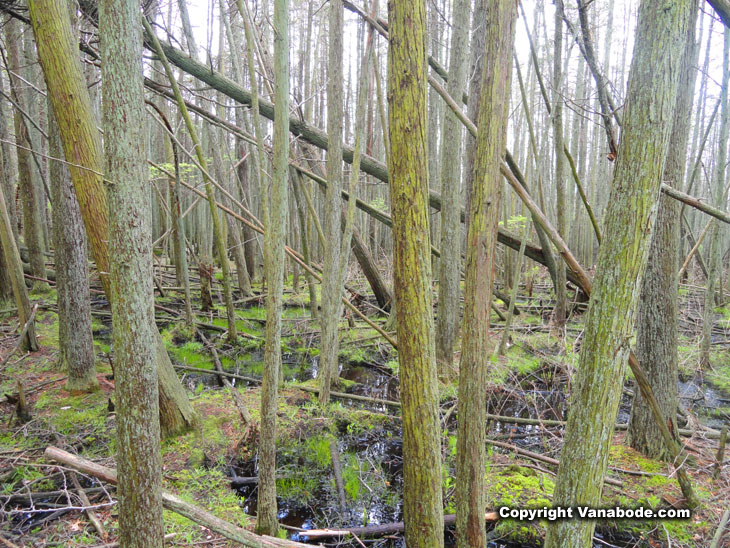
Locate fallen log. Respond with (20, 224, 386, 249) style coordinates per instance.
(43, 447, 320, 548)
(301, 512, 499, 539)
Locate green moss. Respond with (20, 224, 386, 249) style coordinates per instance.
(306, 435, 332, 468)
(609, 445, 663, 473)
(342, 454, 362, 500)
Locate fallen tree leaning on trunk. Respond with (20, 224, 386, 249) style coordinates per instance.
(43, 447, 321, 548)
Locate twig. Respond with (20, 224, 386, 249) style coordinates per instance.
(72, 473, 107, 541)
(1, 304, 39, 367)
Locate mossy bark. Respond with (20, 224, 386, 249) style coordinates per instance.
(100, 0, 163, 543)
(387, 0, 443, 546)
(256, 0, 289, 535)
(544, 0, 693, 545)
(28, 0, 198, 436)
(455, 1, 517, 547)
(627, 1, 699, 460)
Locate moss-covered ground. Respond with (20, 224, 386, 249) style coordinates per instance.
(1, 277, 728, 547)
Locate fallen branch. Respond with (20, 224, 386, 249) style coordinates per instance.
(301, 512, 499, 539)
(173, 364, 401, 408)
(486, 439, 623, 487)
(43, 447, 321, 548)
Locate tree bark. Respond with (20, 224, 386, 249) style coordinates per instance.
(544, 0, 693, 544)
(388, 0, 444, 546)
(319, 0, 345, 404)
(552, 1, 567, 331)
(0, 171, 37, 351)
(100, 0, 164, 543)
(456, 2, 517, 547)
(627, 0, 699, 460)
(49, 106, 97, 392)
(435, 0, 470, 369)
(256, 0, 289, 534)
(6, 19, 47, 287)
(700, 27, 730, 367)
(28, 0, 198, 436)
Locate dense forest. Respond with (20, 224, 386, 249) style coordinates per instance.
(0, 0, 729, 546)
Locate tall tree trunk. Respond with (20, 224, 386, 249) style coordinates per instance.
(435, 0, 470, 370)
(256, 0, 289, 534)
(100, 0, 163, 543)
(700, 28, 730, 367)
(388, 0, 444, 546)
(552, 1, 567, 331)
(28, 0, 199, 436)
(6, 19, 47, 287)
(627, 0, 699, 460)
(544, 0, 693, 545)
(319, 0, 345, 404)
(49, 106, 97, 392)
(455, 1, 517, 546)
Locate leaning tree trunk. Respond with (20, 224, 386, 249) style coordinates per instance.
(0, 172, 37, 351)
(28, 0, 199, 437)
(101, 0, 164, 543)
(455, 1, 517, 547)
(544, 0, 693, 545)
(256, 0, 289, 535)
(627, 0, 699, 460)
(388, 0, 444, 546)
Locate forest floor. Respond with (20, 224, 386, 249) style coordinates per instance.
(0, 273, 728, 548)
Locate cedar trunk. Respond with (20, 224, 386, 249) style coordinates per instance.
(387, 0, 444, 546)
(544, 0, 693, 545)
(100, 0, 164, 543)
(455, 1, 517, 546)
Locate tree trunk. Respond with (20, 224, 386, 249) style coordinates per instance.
(6, 19, 47, 288)
(257, 0, 289, 534)
(319, 0, 345, 404)
(544, 0, 693, 545)
(100, 0, 164, 543)
(28, 0, 199, 436)
(456, 1, 517, 547)
(0, 168, 37, 352)
(435, 0, 470, 370)
(49, 106, 97, 392)
(700, 28, 730, 367)
(627, 0, 699, 460)
(388, 0, 444, 546)
(552, 2, 567, 331)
